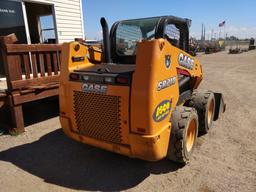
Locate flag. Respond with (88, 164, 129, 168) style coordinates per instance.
(219, 21, 225, 27)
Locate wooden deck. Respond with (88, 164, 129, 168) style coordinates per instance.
(0, 34, 61, 134)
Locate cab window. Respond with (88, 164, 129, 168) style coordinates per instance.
(165, 24, 180, 48)
(115, 17, 159, 56)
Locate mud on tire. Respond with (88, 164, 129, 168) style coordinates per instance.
(167, 106, 198, 164)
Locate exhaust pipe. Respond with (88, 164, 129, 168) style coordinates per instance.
(179, 76, 190, 93)
(100, 17, 112, 63)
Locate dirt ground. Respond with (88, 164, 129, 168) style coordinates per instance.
(0, 50, 256, 192)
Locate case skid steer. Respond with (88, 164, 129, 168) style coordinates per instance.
(59, 16, 225, 164)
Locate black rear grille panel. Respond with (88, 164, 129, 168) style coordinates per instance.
(73, 91, 122, 144)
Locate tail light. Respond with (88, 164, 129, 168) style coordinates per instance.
(116, 75, 130, 84)
(69, 73, 131, 85)
(69, 73, 80, 81)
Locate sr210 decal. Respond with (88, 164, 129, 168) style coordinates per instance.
(157, 76, 176, 91)
(153, 100, 172, 122)
(178, 53, 194, 70)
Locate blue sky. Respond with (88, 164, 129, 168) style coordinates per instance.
(82, 0, 256, 40)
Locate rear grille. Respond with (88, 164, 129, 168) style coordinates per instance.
(73, 91, 122, 143)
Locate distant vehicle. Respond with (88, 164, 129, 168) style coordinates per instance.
(249, 38, 255, 50)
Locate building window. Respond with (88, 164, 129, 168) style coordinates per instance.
(39, 15, 56, 43)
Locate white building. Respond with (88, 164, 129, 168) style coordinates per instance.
(0, 0, 85, 44)
(0, 0, 85, 77)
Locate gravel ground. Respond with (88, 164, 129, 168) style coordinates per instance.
(0, 50, 256, 192)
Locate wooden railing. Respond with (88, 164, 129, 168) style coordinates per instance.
(1, 35, 61, 91)
(0, 91, 6, 108)
(0, 34, 62, 134)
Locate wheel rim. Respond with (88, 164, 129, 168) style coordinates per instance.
(208, 99, 214, 126)
(186, 119, 197, 152)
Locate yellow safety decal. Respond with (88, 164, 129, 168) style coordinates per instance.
(153, 100, 171, 122)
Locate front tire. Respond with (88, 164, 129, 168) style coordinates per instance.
(167, 106, 198, 164)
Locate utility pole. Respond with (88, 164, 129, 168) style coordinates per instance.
(204, 25, 206, 41)
(201, 24, 204, 41)
(201, 23, 206, 41)
(211, 29, 214, 40)
(201, 24, 203, 40)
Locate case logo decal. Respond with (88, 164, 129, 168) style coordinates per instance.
(153, 100, 172, 122)
(82, 83, 107, 94)
(178, 53, 194, 70)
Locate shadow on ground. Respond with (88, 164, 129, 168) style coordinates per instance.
(22, 96, 59, 126)
(0, 96, 59, 132)
(0, 129, 182, 191)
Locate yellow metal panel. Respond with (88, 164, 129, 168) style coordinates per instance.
(59, 39, 203, 161)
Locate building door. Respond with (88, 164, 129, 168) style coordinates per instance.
(24, 2, 57, 44)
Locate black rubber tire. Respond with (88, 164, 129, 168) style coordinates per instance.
(167, 106, 198, 164)
(188, 90, 215, 134)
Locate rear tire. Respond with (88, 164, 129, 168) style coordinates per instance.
(167, 106, 198, 164)
(188, 90, 215, 134)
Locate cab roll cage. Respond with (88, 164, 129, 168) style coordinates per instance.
(100, 16, 191, 64)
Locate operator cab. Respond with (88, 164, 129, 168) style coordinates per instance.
(108, 16, 191, 64)
(70, 16, 192, 86)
